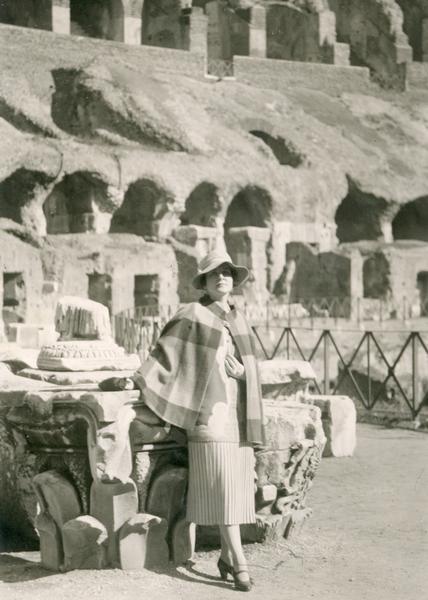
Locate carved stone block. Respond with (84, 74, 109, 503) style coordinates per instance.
(304, 395, 357, 457)
(62, 515, 108, 571)
(35, 512, 63, 571)
(119, 513, 169, 570)
(146, 466, 188, 526)
(33, 470, 82, 528)
(170, 514, 196, 566)
(90, 479, 138, 567)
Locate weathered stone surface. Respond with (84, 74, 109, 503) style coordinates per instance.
(37, 339, 140, 372)
(33, 470, 82, 528)
(18, 368, 137, 386)
(119, 513, 169, 570)
(62, 515, 108, 571)
(171, 514, 196, 566)
(304, 394, 357, 457)
(146, 466, 188, 526)
(35, 512, 63, 571)
(259, 359, 316, 399)
(90, 478, 138, 567)
(33, 470, 82, 570)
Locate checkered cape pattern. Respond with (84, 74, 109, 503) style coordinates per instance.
(133, 299, 265, 445)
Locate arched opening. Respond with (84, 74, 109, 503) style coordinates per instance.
(363, 253, 391, 299)
(70, 0, 124, 41)
(392, 196, 428, 241)
(335, 183, 389, 243)
(224, 185, 272, 231)
(224, 186, 272, 298)
(110, 179, 173, 240)
(249, 131, 303, 167)
(0, 169, 52, 225)
(141, 0, 185, 48)
(0, 0, 52, 30)
(181, 183, 222, 227)
(395, 0, 427, 62)
(43, 172, 110, 234)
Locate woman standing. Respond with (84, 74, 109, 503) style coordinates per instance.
(129, 251, 265, 591)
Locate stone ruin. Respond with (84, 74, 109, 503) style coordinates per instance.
(0, 296, 360, 569)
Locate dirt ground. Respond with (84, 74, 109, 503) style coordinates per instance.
(1, 424, 427, 600)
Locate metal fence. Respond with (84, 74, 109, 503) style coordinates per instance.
(205, 59, 234, 79)
(253, 326, 428, 421)
(113, 305, 428, 421)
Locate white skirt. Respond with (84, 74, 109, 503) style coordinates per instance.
(186, 441, 256, 526)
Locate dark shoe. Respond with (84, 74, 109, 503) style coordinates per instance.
(233, 567, 252, 592)
(217, 557, 234, 581)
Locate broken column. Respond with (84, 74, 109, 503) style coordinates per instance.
(36, 296, 140, 373)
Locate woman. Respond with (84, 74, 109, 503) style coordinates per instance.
(113, 251, 265, 591)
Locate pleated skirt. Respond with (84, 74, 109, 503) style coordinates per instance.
(186, 441, 256, 525)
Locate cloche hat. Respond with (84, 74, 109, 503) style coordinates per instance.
(192, 250, 249, 290)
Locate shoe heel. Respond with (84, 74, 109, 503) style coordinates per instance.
(217, 558, 231, 581)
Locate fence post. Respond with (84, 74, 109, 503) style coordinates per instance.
(412, 333, 419, 420)
(323, 331, 330, 395)
(367, 332, 371, 408)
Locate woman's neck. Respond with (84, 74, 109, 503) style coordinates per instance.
(214, 295, 230, 312)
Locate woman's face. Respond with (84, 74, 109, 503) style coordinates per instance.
(204, 263, 234, 301)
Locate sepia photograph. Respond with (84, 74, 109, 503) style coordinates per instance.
(0, 1, 427, 599)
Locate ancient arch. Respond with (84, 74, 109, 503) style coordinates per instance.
(70, 0, 125, 41)
(249, 131, 303, 167)
(43, 172, 111, 234)
(141, 0, 185, 48)
(0, 0, 53, 30)
(392, 196, 428, 241)
(335, 183, 389, 243)
(0, 169, 53, 226)
(110, 179, 174, 240)
(224, 185, 272, 231)
(181, 183, 222, 227)
(395, 0, 428, 62)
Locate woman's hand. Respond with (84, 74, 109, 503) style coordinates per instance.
(225, 354, 245, 380)
(99, 377, 136, 391)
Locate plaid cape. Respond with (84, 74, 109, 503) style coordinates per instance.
(133, 297, 265, 445)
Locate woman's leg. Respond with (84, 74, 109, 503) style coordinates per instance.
(219, 527, 233, 565)
(218, 524, 249, 581)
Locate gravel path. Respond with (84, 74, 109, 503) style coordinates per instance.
(1, 424, 427, 600)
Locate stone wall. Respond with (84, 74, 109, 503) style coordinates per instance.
(266, 2, 347, 65)
(0, 23, 206, 80)
(234, 55, 370, 96)
(0, 232, 179, 339)
(328, 0, 412, 89)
